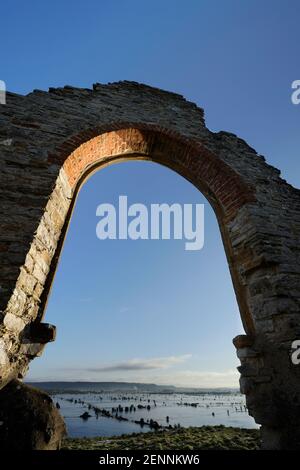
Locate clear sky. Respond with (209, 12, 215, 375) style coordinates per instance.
(1, 0, 299, 387)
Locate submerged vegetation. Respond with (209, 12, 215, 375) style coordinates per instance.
(63, 426, 260, 450)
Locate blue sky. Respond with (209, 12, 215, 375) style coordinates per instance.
(1, 0, 299, 386)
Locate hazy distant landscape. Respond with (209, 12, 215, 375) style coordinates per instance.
(27, 381, 238, 394)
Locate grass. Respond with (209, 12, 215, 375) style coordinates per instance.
(62, 425, 260, 450)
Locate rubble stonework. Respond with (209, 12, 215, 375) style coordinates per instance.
(0, 81, 300, 449)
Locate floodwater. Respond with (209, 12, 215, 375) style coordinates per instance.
(52, 391, 259, 437)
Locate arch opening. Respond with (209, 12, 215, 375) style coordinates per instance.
(28, 156, 258, 435)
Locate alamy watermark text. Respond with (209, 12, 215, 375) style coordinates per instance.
(96, 196, 204, 251)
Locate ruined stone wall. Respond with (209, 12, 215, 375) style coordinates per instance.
(0, 81, 300, 448)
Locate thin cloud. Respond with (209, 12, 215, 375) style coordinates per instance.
(64, 354, 192, 373)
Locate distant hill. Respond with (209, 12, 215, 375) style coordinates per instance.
(26, 381, 177, 393)
(26, 381, 238, 394)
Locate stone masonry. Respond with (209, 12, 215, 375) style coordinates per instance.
(0, 81, 300, 449)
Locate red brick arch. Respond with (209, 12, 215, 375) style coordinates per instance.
(61, 126, 256, 220)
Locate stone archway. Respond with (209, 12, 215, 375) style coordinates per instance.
(0, 81, 300, 449)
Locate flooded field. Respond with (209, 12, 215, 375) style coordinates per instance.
(52, 391, 259, 437)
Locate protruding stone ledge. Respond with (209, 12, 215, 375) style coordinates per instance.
(233, 335, 262, 360)
(25, 322, 56, 344)
(233, 334, 254, 349)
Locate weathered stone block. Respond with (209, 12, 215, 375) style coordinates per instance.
(0, 380, 66, 450)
